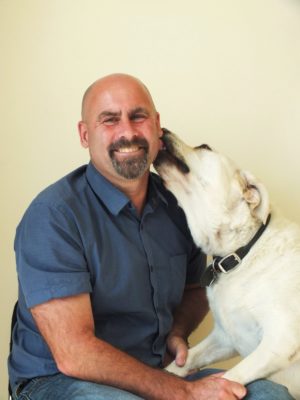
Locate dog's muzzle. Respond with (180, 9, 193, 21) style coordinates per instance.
(154, 128, 190, 174)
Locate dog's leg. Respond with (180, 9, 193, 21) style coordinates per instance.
(166, 327, 237, 377)
(223, 335, 300, 385)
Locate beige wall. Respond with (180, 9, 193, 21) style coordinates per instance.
(1, 0, 300, 397)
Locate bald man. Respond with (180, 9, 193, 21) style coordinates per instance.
(8, 74, 294, 400)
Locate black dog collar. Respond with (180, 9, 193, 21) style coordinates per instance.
(200, 214, 271, 287)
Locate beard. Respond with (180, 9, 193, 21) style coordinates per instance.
(108, 137, 149, 179)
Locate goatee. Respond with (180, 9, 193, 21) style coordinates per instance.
(108, 137, 149, 179)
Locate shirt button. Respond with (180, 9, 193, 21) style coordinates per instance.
(150, 265, 154, 272)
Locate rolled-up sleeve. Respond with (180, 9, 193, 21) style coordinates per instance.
(15, 202, 91, 308)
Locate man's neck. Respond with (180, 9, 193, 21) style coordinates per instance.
(113, 172, 150, 216)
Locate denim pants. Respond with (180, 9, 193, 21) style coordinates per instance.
(13, 369, 294, 400)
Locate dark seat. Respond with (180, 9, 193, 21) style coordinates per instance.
(9, 301, 18, 399)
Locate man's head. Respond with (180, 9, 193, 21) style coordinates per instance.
(78, 73, 162, 184)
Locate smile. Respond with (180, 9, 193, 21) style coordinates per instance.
(115, 146, 143, 154)
(108, 137, 149, 160)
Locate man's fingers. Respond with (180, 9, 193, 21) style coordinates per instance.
(173, 338, 188, 366)
(166, 335, 189, 367)
(232, 382, 247, 399)
(211, 371, 225, 377)
(190, 375, 247, 400)
(219, 377, 247, 399)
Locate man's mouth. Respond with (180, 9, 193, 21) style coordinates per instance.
(115, 145, 143, 154)
(109, 137, 149, 158)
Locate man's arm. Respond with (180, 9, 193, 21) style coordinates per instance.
(31, 292, 246, 400)
(165, 284, 209, 367)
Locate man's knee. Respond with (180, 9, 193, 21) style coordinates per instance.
(246, 379, 294, 400)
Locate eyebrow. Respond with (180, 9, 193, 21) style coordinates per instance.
(97, 110, 122, 121)
(97, 107, 150, 121)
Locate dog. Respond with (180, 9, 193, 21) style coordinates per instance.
(153, 128, 300, 399)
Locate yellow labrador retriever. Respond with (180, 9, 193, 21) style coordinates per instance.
(154, 128, 300, 399)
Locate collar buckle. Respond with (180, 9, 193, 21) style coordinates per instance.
(214, 253, 242, 274)
(200, 214, 271, 287)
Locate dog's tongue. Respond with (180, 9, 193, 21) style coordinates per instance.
(158, 137, 165, 150)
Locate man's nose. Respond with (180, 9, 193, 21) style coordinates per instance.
(116, 118, 137, 139)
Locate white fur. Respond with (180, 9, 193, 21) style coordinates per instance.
(155, 132, 300, 399)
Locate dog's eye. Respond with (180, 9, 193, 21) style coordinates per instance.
(194, 144, 212, 151)
(247, 183, 257, 190)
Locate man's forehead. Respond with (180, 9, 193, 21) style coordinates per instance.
(82, 75, 156, 119)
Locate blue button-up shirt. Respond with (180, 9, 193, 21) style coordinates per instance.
(8, 162, 205, 387)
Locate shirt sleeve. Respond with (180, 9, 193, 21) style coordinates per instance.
(15, 202, 92, 308)
(185, 242, 207, 285)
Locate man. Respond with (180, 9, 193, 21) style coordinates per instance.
(8, 74, 294, 400)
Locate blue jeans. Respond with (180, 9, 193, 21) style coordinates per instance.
(13, 370, 294, 400)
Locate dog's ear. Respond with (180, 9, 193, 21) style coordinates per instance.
(240, 170, 270, 224)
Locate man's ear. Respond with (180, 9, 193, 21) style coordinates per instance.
(78, 121, 89, 148)
(240, 170, 270, 224)
(155, 112, 163, 137)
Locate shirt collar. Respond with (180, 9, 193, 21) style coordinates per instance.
(86, 162, 168, 216)
(86, 162, 130, 215)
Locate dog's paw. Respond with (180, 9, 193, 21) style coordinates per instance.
(165, 361, 189, 377)
(222, 370, 244, 384)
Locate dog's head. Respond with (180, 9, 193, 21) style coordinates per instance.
(154, 129, 270, 254)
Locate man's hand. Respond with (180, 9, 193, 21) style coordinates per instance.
(164, 285, 208, 368)
(164, 335, 247, 399)
(164, 334, 189, 367)
(186, 373, 247, 400)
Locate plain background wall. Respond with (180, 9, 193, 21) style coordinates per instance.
(1, 0, 300, 397)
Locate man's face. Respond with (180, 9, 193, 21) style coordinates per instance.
(78, 78, 162, 184)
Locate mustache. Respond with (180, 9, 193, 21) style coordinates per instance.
(108, 136, 149, 155)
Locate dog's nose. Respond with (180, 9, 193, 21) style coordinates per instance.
(159, 127, 172, 148)
(161, 127, 171, 136)
(194, 144, 212, 151)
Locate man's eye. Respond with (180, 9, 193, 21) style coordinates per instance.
(103, 117, 119, 125)
(132, 114, 147, 122)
